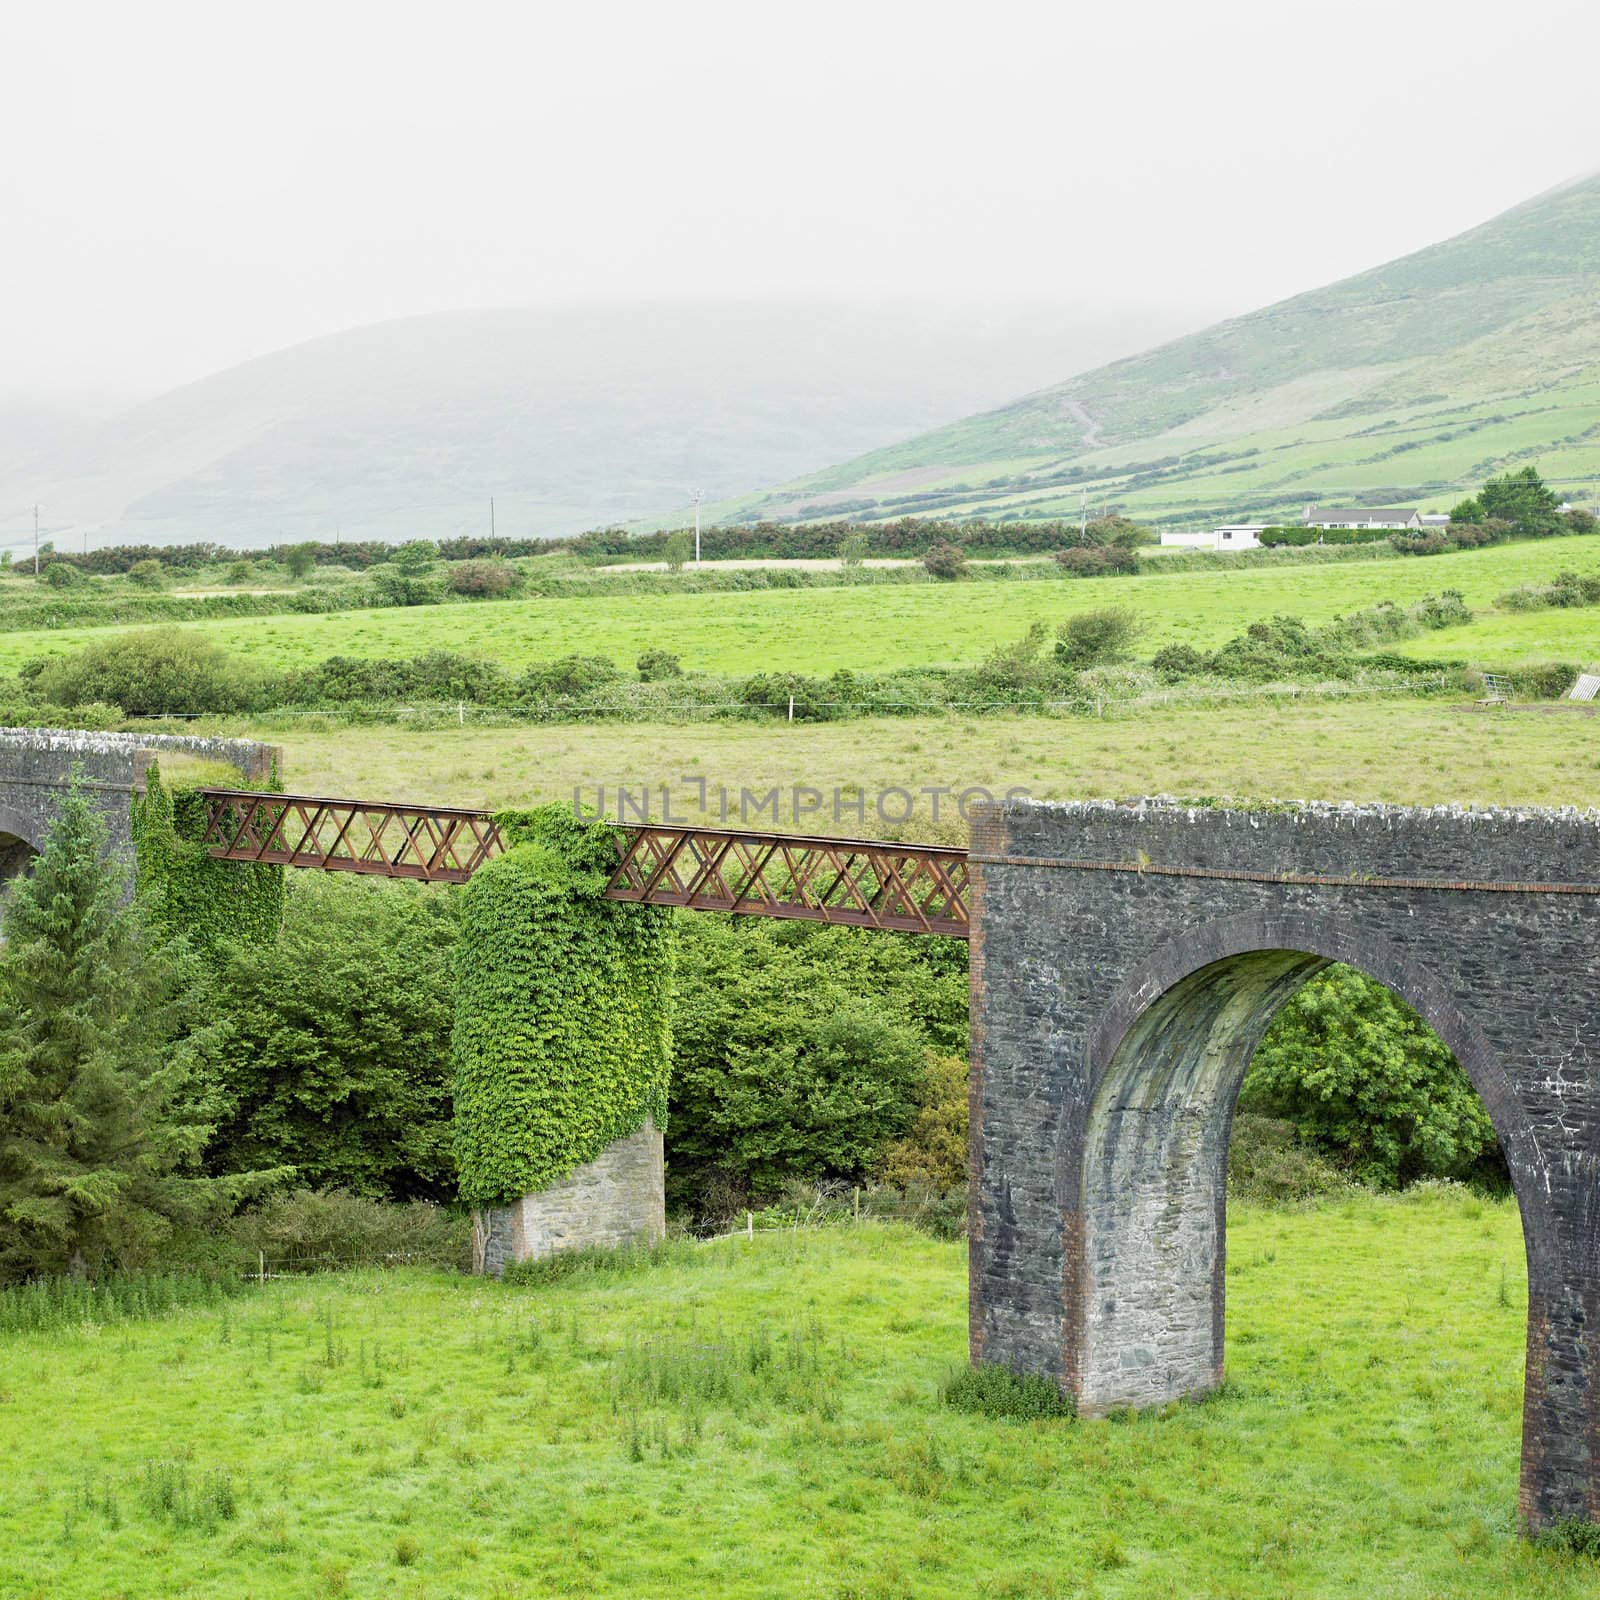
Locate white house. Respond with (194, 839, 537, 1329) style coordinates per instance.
(1302, 504, 1422, 531)
(1159, 524, 1265, 552)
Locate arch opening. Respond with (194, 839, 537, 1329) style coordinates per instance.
(0, 829, 38, 896)
(1073, 928, 1542, 1422)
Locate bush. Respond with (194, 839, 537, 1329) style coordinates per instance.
(25, 628, 281, 715)
(1083, 515, 1149, 549)
(738, 671, 836, 720)
(287, 650, 511, 706)
(199, 874, 460, 1201)
(1150, 643, 1208, 680)
(227, 1189, 470, 1271)
(446, 559, 520, 597)
(226, 560, 253, 584)
(42, 559, 83, 588)
(1242, 965, 1504, 1190)
(942, 1363, 1074, 1421)
(372, 568, 443, 607)
(1509, 661, 1579, 699)
(636, 648, 683, 682)
(1055, 607, 1141, 668)
(668, 918, 966, 1216)
(880, 1054, 968, 1189)
(1496, 571, 1600, 611)
(516, 654, 624, 703)
(1054, 545, 1139, 576)
(923, 541, 968, 580)
(127, 559, 165, 588)
(1227, 1114, 1350, 1204)
(1208, 615, 1337, 681)
(1536, 1519, 1600, 1558)
(284, 544, 318, 580)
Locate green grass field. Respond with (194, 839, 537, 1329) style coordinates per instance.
(7, 1191, 1591, 1600)
(3, 537, 1597, 678)
(238, 696, 1600, 825)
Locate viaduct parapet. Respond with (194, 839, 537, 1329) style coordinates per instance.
(0, 727, 278, 876)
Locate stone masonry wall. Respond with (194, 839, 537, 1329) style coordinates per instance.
(0, 727, 278, 862)
(968, 797, 1600, 1531)
(476, 1119, 666, 1275)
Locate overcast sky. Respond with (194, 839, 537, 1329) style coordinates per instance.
(5, 0, 1598, 406)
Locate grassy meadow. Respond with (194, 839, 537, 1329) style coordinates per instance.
(233, 696, 1600, 826)
(6, 1190, 1590, 1600)
(2, 535, 1597, 679)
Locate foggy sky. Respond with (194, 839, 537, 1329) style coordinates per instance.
(5, 0, 1598, 406)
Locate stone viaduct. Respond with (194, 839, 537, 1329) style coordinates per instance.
(5, 738, 1598, 1531)
(0, 727, 277, 887)
(967, 797, 1600, 1531)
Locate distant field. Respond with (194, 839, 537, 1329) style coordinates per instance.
(2, 536, 1596, 677)
(236, 697, 1600, 824)
(1401, 606, 1600, 666)
(6, 1192, 1586, 1600)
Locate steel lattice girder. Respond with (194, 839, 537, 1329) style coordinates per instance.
(199, 789, 508, 883)
(603, 825, 971, 937)
(198, 791, 971, 935)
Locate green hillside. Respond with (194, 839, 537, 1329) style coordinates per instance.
(730, 174, 1600, 528)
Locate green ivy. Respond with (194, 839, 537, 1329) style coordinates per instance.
(452, 805, 674, 1208)
(131, 760, 285, 956)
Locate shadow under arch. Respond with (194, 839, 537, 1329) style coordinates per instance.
(0, 802, 41, 897)
(1057, 906, 1550, 1486)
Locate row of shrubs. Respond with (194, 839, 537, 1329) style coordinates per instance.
(1496, 569, 1600, 612)
(28, 515, 1153, 579)
(10, 584, 1576, 725)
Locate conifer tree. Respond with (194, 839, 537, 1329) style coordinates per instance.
(0, 783, 275, 1281)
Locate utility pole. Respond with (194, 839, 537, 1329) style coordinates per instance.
(490, 497, 496, 538)
(33, 504, 39, 576)
(692, 489, 702, 566)
(1079, 488, 1087, 540)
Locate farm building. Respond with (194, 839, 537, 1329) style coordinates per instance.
(1158, 524, 1265, 551)
(1302, 504, 1422, 530)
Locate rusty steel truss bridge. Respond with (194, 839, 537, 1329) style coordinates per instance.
(198, 788, 972, 938)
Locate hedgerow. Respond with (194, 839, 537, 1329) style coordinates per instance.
(451, 806, 674, 1207)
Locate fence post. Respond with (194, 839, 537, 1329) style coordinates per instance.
(746, 1210, 753, 1241)
(258, 1251, 265, 1287)
(853, 1186, 860, 1222)
(787, 695, 795, 722)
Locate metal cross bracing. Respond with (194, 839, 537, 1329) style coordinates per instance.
(198, 790, 972, 936)
(198, 789, 508, 883)
(604, 825, 970, 938)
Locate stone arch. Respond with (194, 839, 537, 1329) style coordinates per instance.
(1059, 906, 1553, 1511)
(0, 802, 42, 896)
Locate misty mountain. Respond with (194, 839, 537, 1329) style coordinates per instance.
(731, 173, 1600, 527)
(0, 301, 1206, 551)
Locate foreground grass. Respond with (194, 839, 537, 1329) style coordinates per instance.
(1, 535, 1595, 677)
(5, 1189, 1590, 1598)
(232, 697, 1600, 826)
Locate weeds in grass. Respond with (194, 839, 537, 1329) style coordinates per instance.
(1537, 1519, 1600, 1558)
(940, 1363, 1074, 1422)
(500, 1236, 697, 1287)
(0, 1271, 245, 1335)
(611, 1321, 842, 1438)
(140, 1461, 238, 1530)
(394, 1534, 421, 1566)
